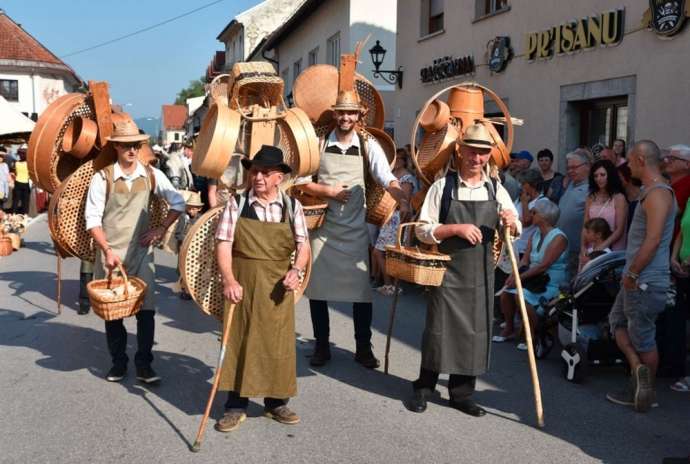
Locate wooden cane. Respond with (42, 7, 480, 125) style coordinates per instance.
(503, 226, 545, 428)
(190, 303, 236, 452)
(56, 253, 62, 315)
(384, 279, 401, 375)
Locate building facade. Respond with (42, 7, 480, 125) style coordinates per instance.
(256, 0, 398, 131)
(0, 9, 82, 120)
(394, 0, 690, 167)
(160, 104, 187, 146)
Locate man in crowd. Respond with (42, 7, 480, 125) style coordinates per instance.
(215, 145, 310, 432)
(296, 88, 410, 369)
(606, 140, 676, 412)
(405, 123, 519, 417)
(165, 142, 194, 190)
(557, 149, 591, 279)
(536, 148, 564, 203)
(85, 119, 185, 383)
(509, 150, 533, 176)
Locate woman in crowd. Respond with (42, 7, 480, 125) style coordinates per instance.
(579, 160, 627, 269)
(536, 149, 564, 203)
(514, 169, 545, 258)
(0, 149, 10, 211)
(495, 198, 568, 352)
(373, 147, 418, 296)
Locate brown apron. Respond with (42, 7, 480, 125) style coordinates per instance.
(218, 197, 297, 398)
(93, 163, 156, 311)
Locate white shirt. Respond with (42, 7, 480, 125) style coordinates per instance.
(85, 161, 186, 230)
(416, 171, 521, 245)
(294, 131, 397, 187)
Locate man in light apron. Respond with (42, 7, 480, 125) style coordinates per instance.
(405, 124, 519, 417)
(215, 146, 311, 432)
(85, 119, 185, 384)
(296, 89, 410, 369)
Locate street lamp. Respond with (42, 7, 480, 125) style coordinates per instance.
(368, 40, 403, 89)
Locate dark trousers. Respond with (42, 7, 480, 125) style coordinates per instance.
(79, 272, 92, 310)
(657, 277, 689, 378)
(105, 310, 155, 368)
(11, 182, 29, 214)
(412, 367, 476, 402)
(225, 391, 286, 411)
(309, 299, 372, 347)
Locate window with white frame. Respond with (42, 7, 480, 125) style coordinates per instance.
(0, 79, 19, 101)
(293, 58, 302, 83)
(420, 0, 444, 37)
(327, 32, 340, 67)
(308, 47, 319, 66)
(476, 0, 509, 19)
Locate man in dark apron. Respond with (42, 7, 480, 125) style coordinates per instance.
(215, 146, 311, 432)
(295, 89, 410, 369)
(404, 123, 519, 417)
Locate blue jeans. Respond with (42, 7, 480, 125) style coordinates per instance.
(609, 285, 667, 352)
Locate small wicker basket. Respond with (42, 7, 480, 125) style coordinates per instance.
(0, 235, 13, 256)
(87, 264, 147, 321)
(289, 188, 327, 230)
(385, 222, 451, 287)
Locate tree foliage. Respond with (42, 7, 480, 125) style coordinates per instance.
(175, 77, 206, 105)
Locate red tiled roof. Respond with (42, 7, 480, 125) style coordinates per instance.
(161, 105, 187, 130)
(0, 10, 65, 65)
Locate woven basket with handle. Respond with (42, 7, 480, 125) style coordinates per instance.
(288, 188, 327, 230)
(385, 222, 451, 287)
(87, 264, 147, 321)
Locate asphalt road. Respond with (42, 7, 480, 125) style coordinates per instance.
(0, 216, 687, 464)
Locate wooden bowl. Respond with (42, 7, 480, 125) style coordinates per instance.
(420, 99, 450, 132)
(192, 103, 241, 178)
(447, 86, 484, 131)
(280, 108, 320, 177)
(62, 116, 98, 159)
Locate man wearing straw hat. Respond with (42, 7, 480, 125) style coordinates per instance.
(405, 123, 519, 417)
(215, 145, 310, 432)
(296, 88, 410, 369)
(85, 118, 185, 384)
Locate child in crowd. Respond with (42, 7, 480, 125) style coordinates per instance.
(175, 191, 204, 300)
(580, 217, 612, 271)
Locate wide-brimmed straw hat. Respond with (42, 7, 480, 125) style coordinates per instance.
(241, 145, 292, 174)
(186, 191, 204, 207)
(332, 89, 364, 112)
(458, 123, 495, 151)
(106, 119, 149, 143)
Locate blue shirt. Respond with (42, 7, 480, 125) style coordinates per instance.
(557, 180, 588, 252)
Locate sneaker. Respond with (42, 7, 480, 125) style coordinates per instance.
(105, 365, 127, 382)
(136, 366, 161, 384)
(606, 384, 634, 406)
(264, 405, 300, 425)
(634, 364, 653, 413)
(215, 411, 247, 432)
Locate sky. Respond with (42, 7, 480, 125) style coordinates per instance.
(3, 0, 262, 118)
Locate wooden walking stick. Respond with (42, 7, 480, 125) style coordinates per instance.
(384, 279, 400, 375)
(190, 303, 236, 452)
(503, 226, 545, 428)
(56, 253, 62, 315)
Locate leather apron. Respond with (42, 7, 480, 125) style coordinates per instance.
(93, 164, 156, 311)
(305, 145, 372, 303)
(421, 179, 498, 376)
(218, 195, 297, 398)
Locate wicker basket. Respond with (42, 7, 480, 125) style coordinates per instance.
(0, 235, 13, 256)
(385, 222, 451, 287)
(289, 188, 327, 230)
(6, 233, 21, 250)
(361, 128, 397, 226)
(87, 264, 147, 321)
(229, 62, 284, 111)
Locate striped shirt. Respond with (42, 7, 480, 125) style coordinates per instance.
(215, 190, 308, 244)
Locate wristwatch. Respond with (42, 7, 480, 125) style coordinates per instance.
(291, 266, 306, 279)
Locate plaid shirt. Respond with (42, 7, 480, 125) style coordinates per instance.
(215, 190, 308, 244)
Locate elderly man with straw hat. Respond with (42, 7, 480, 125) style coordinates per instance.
(85, 118, 185, 384)
(295, 87, 410, 369)
(214, 145, 310, 432)
(405, 123, 520, 417)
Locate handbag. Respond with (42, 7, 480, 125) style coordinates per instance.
(521, 272, 550, 294)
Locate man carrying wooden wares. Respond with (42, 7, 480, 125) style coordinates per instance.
(295, 89, 410, 369)
(405, 123, 520, 417)
(214, 145, 311, 432)
(85, 119, 185, 384)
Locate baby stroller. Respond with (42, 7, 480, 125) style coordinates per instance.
(543, 252, 626, 382)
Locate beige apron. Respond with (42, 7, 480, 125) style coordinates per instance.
(93, 164, 156, 311)
(305, 150, 372, 303)
(218, 207, 297, 398)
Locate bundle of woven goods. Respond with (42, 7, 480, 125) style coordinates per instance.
(1, 213, 29, 234)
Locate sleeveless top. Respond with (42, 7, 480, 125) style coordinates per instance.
(588, 194, 626, 250)
(624, 183, 676, 287)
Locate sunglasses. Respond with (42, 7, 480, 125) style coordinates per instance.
(116, 142, 143, 150)
(249, 167, 281, 176)
(665, 156, 688, 163)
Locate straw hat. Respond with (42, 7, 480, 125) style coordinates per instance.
(106, 119, 149, 143)
(186, 191, 204, 207)
(458, 123, 495, 151)
(332, 89, 364, 112)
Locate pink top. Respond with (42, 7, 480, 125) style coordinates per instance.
(588, 197, 626, 250)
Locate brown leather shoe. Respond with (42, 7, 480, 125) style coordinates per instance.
(214, 411, 246, 432)
(264, 405, 300, 425)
